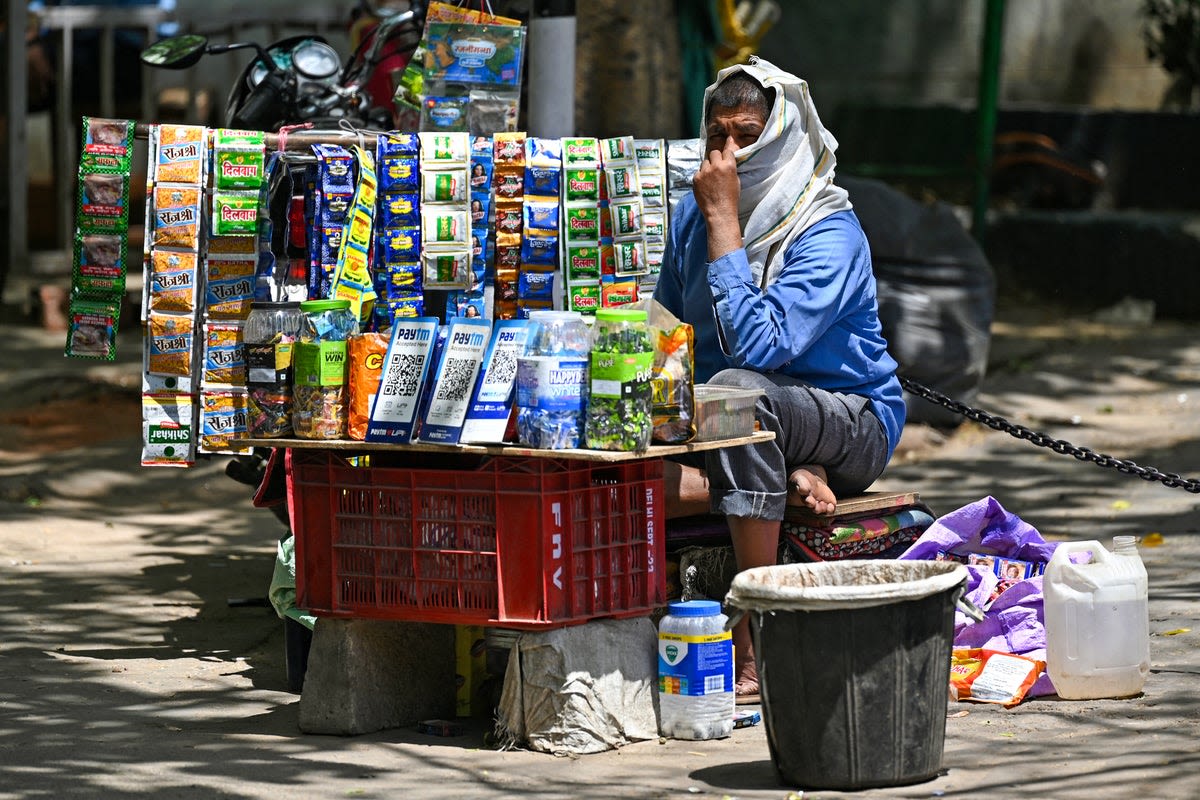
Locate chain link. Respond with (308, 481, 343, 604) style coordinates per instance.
(900, 376, 1200, 493)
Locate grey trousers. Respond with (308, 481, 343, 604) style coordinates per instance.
(701, 368, 891, 521)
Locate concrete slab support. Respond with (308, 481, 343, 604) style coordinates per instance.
(298, 618, 456, 735)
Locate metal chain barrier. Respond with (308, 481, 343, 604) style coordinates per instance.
(900, 376, 1200, 494)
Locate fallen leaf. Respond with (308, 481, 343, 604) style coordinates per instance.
(1143, 532, 1164, 547)
(1112, 500, 1132, 511)
(1160, 628, 1191, 636)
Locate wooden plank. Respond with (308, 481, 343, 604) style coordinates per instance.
(785, 490, 923, 522)
(228, 430, 775, 463)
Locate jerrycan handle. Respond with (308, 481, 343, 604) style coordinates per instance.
(1048, 540, 1111, 567)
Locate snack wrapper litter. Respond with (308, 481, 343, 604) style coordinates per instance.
(900, 496, 1058, 697)
(950, 648, 1045, 707)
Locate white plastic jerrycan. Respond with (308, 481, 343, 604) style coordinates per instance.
(1043, 535, 1149, 699)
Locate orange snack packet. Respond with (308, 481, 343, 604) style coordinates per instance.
(347, 333, 389, 440)
(950, 648, 1045, 707)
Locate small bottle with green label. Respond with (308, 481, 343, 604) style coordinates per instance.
(292, 299, 357, 439)
(585, 308, 654, 451)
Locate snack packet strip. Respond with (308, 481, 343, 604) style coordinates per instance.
(567, 281, 601, 314)
(210, 190, 260, 237)
(491, 133, 526, 318)
(635, 138, 668, 272)
(202, 320, 247, 388)
(66, 118, 137, 360)
(518, 137, 561, 310)
(419, 131, 474, 290)
(198, 388, 251, 454)
(65, 295, 121, 361)
(312, 144, 357, 298)
(374, 133, 423, 331)
(145, 176, 203, 384)
(204, 254, 256, 320)
(211, 128, 266, 191)
(600, 135, 647, 271)
(155, 124, 208, 185)
(76, 169, 131, 235)
(68, 117, 136, 329)
(80, 117, 136, 173)
(600, 274, 638, 308)
(142, 392, 197, 467)
(145, 310, 197, 377)
(74, 231, 129, 298)
(332, 146, 380, 321)
(559, 137, 602, 314)
(148, 249, 199, 315)
(443, 136, 494, 320)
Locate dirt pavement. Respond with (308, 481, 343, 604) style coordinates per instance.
(1, 299, 1199, 799)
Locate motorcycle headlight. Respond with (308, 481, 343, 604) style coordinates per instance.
(292, 40, 340, 80)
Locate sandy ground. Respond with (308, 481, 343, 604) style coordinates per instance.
(1, 300, 1199, 799)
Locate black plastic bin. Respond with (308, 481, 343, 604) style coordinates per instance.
(726, 560, 968, 791)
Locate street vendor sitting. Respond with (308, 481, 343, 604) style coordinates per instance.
(655, 57, 906, 704)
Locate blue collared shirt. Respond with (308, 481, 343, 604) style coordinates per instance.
(653, 197, 905, 458)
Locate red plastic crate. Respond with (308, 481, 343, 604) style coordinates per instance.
(286, 450, 666, 629)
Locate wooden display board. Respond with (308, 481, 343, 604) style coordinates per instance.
(230, 430, 774, 463)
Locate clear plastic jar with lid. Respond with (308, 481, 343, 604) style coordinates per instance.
(515, 310, 590, 449)
(292, 299, 358, 439)
(658, 599, 735, 740)
(585, 308, 654, 451)
(244, 301, 304, 438)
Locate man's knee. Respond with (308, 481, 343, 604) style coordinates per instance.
(708, 368, 766, 390)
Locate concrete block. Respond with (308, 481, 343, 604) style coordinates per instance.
(298, 618, 456, 735)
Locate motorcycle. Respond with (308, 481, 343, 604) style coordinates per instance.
(139, 1, 425, 131)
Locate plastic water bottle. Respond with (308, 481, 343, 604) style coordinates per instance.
(1044, 535, 1150, 699)
(657, 600, 734, 740)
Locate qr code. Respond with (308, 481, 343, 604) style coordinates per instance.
(434, 357, 477, 401)
(482, 346, 517, 388)
(380, 354, 425, 396)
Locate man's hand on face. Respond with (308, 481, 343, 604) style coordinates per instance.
(696, 135, 744, 260)
(695, 135, 740, 220)
(697, 102, 765, 260)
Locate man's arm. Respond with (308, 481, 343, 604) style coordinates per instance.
(707, 217, 866, 373)
(694, 137, 743, 261)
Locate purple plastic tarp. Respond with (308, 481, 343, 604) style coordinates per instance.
(899, 495, 1060, 696)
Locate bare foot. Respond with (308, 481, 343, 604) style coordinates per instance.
(788, 465, 837, 515)
(734, 645, 759, 703)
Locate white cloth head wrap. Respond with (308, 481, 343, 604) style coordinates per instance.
(702, 56, 852, 288)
